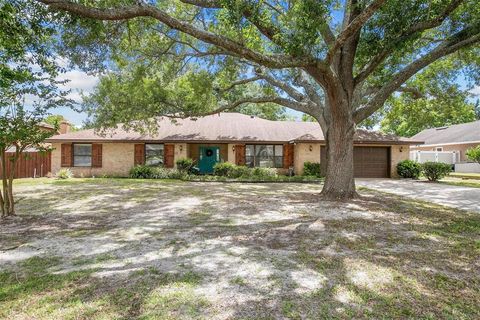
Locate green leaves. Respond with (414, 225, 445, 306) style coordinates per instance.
(466, 146, 480, 164)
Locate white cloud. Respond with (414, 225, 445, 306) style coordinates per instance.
(470, 86, 480, 96)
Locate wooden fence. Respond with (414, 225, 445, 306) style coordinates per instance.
(0, 152, 51, 179)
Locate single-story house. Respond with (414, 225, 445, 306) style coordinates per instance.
(46, 113, 421, 178)
(410, 120, 480, 172)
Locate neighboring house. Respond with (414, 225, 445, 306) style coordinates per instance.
(46, 113, 421, 178)
(410, 120, 480, 169)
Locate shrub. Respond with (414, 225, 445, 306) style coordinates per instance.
(303, 162, 322, 177)
(422, 162, 452, 181)
(176, 158, 195, 173)
(213, 162, 236, 176)
(228, 165, 251, 178)
(252, 167, 277, 178)
(396, 160, 422, 179)
(466, 145, 480, 164)
(55, 168, 73, 179)
(130, 165, 156, 179)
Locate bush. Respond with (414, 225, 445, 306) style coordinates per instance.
(303, 162, 322, 177)
(228, 165, 251, 178)
(252, 167, 277, 178)
(176, 158, 195, 173)
(55, 168, 73, 179)
(129, 165, 187, 179)
(466, 145, 480, 164)
(213, 162, 236, 176)
(130, 165, 156, 179)
(422, 162, 452, 181)
(397, 160, 422, 179)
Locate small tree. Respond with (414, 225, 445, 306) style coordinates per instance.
(0, 106, 57, 217)
(0, 1, 71, 217)
(465, 145, 480, 164)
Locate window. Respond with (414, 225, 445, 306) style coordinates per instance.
(245, 144, 283, 168)
(145, 144, 164, 166)
(73, 144, 92, 167)
(435, 147, 443, 152)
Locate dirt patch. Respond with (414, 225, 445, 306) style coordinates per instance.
(1, 178, 479, 319)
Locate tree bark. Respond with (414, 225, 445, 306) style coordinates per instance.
(0, 149, 10, 216)
(320, 101, 358, 200)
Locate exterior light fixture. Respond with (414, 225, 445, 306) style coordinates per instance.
(399, 146, 404, 152)
(179, 145, 183, 152)
(232, 146, 235, 152)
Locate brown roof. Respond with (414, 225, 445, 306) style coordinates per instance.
(294, 127, 423, 145)
(411, 120, 480, 146)
(46, 112, 420, 144)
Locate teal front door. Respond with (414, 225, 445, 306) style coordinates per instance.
(199, 147, 220, 174)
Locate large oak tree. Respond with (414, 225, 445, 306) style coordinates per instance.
(38, 0, 480, 199)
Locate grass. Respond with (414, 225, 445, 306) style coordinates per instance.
(449, 172, 480, 179)
(440, 177, 480, 188)
(2, 178, 479, 319)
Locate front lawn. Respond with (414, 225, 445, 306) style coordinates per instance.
(440, 177, 480, 189)
(1, 178, 479, 319)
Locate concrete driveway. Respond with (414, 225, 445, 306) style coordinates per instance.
(356, 179, 480, 213)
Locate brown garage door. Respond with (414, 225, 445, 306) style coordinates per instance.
(321, 146, 390, 178)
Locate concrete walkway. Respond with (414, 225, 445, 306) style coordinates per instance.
(356, 179, 480, 213)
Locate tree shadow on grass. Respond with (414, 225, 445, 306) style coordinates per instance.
(0, 180, 479, 319)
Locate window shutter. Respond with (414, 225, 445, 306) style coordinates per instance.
(92, 144, 103, 167)
(164, 144, 174, 168)
(61, 144, 72, 167)
(134, 144, 145, 165)
(283, 144, 294, 169)
(235, 145, 246, 166)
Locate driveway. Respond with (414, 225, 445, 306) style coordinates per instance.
(357, 178, 480, 213)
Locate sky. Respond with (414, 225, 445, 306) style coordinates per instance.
(50, 65, 479, 127)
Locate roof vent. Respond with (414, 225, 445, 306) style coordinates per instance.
(436, 126, 448, 130)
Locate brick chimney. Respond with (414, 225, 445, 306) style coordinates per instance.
(59, 120, 71, 134)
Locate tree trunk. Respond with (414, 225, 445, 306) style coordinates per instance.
(1, 150, 9, 215)
(320, 105, 358, 200)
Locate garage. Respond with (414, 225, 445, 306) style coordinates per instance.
(321, 146, 390, 178)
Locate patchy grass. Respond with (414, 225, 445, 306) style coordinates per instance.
(1, 179, 479, 319)
(449, 172, 480, 179)
(440, 177, 480, 188)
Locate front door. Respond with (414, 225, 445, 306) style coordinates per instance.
(199, 146, 220, 174)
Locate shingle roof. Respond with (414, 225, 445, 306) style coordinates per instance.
(411, 120, 480, 145)
(293, 127, 421, 144)
(46, 112, 420, 144)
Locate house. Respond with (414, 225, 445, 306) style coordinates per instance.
(46, 113, 421, 178)
(410, 120, 480, 172)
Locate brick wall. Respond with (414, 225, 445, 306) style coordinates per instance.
(390, 145, 410, 178)
(51, 143, 135, 177)
(294, 143, 321, 175)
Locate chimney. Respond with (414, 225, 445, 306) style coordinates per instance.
(59, 120, 71, 134)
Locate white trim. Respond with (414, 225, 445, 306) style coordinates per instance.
(412, 140, 480, 148)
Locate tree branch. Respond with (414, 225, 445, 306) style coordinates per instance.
(215, 76, 262, 93)
(37, 0, 315, 68)
(354, 0, 465, 84)
(327, 0, 385, 61)
(178, 95, 312, 117)
(353, 24, 480, 123)
(254, 68, 306, 102)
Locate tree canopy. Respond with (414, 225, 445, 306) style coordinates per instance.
(0, 0, 69, 216)
(36, 0, 480, 199)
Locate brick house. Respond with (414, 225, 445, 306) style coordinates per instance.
(411, 120, 480, 163)
(46, 113, 421, 178)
